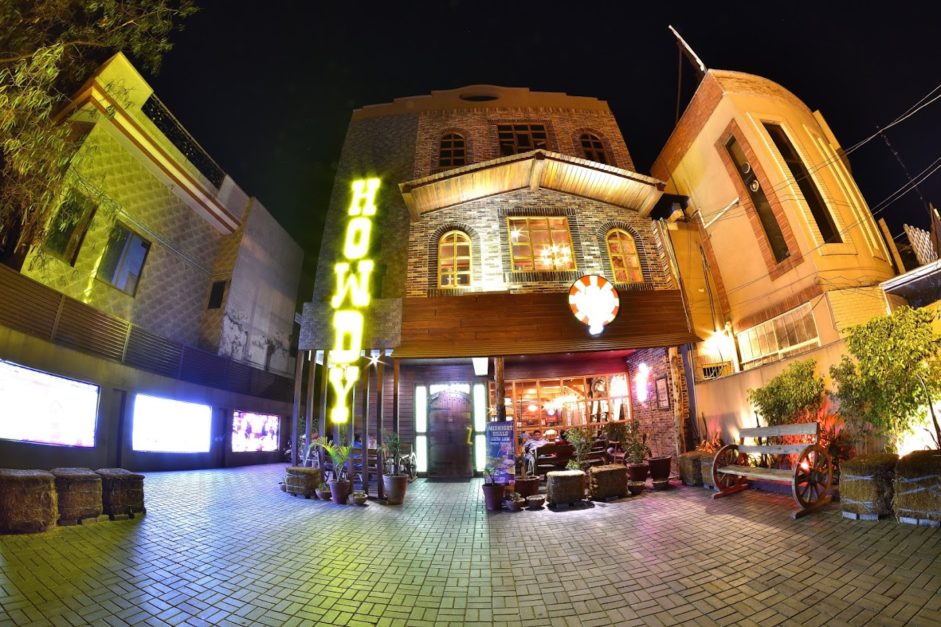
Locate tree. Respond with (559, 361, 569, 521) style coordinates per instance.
(746, 358, 826, 426)
(0, 0, 195, 266)
(830, 306, 941, 453)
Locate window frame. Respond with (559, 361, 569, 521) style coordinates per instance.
(737, 303, 820, 368)
(506, 216, 577, 273)
(95, 222, 152, 297)
(497, 124, 549, 156)
(437, 229, 473, 288)
(579, 132, 610, 165)
(605, 228, 643, 284)
(44, 189, 97, 266)
(438, 132, 467, 169)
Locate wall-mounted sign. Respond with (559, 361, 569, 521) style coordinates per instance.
(328, 178, 380, 423)
(568, 274, 619, 336)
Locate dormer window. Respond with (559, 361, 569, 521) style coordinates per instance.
(439, 133, 466, 168)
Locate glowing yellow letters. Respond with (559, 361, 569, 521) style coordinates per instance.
(328, 178, 380, 423)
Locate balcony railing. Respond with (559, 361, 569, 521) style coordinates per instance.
(141, 94, 226, 189)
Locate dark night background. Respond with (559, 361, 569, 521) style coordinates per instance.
(145, 2, 941, 298)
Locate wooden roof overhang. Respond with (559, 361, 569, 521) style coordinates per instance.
(399, 150, 666, 219)
(393, 290, 700, 359)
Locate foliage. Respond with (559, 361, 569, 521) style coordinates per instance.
(604, 420, 628, 444)
(623, 418, 649, 464)
(695, 430, 723, 454)
(308, 439, 353, 482)
(0, 0, 195, 262)
(483, 457, 503, 485)
(380, 430, 405, 476)
(830, 307, 941, 453)
(564, 426, 593, 471)
(746, 359, 826, 426)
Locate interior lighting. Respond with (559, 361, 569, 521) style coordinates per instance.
(635, 363, 650, 403)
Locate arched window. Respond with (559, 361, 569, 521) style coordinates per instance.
(439, 133, 466, 168)
(438, 230, 472, 287)
(606, 229, 643, 284)
(579, 132, 609, 165)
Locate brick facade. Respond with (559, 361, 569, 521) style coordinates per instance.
(626, 348, 682, 459)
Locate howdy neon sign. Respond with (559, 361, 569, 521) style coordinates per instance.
(328, 178, 380, 423)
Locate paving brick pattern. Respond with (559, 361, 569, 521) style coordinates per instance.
(2, 464, 940, 626)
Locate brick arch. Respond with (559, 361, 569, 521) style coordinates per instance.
(427, 222, 482, 293)
(597, 221, 653, 288)
(434, 128, 472, 172)
(572, 127, 617, 167)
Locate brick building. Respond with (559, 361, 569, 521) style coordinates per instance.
(299, 85, 698, 480)
(0, 53, 303, 471)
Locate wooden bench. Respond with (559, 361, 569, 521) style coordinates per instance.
(712, 422, 833, 519)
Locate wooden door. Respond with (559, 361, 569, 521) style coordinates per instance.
(427, 390, 472, 479)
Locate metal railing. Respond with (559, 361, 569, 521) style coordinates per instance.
(141, 95, 226, 189)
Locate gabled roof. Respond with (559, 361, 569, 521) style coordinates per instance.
(399, 150, 665, 220)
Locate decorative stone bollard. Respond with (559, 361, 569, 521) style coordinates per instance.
(51, 468, 103, 525)
(0, 469, 58, 533)
(840, 454, 898, 521)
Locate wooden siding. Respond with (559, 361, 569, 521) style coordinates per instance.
(395, 289, 699, 358)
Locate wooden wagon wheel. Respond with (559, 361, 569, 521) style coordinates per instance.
(792, 444, 832, 509)
(712, 444, 748, 491)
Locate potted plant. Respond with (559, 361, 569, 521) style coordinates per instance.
(309, 439, 353, 505)
(624, 421, 649, 495)
(482, 460, 506, 511)
(647, 454, 672, 489)
(565, 426, 593, 472)
(380, 431, 410, 505)
(514, 452, 540, 498)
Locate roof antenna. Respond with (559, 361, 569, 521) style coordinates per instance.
(668, 25, 707, 123)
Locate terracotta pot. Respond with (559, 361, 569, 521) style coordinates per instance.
(627, 462, 649, 482)
(648, 456, 672, 481)
(482, 483, 506, 511)
(316, 486, 331, 500)
(352, 492, 368, 506)
(506, 499, 524, 512)
(383, 474, 409, 505)
(328, 479, 351, 505)
(514, 477, 540, 498)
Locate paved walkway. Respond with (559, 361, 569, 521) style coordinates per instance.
(1, 464, 940, 626)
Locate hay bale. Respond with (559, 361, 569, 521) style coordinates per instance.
(546, 470, 586, 506)
(701, 456, 716, 490)
(285, 466, 321, 498)
(893, 450, 941, 524)
(51, 468, 102, 524)
(840, 454, 898, 518)
(95, 468, 145, 518)
(678, 452, 707, 486)
(0, 469, 58, 533)
(589, 464, 627, 500)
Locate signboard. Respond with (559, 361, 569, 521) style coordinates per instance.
(328, 178, 380, 423)
(568, 274, 619, 336)
(485, 421, 515, 485)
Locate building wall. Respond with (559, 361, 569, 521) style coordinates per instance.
(626, 348, 684, 459)
(406, 188, 675, 297)
(22, 124, 226, 347)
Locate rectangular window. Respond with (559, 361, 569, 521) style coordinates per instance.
(497, 124, 548, 156)
(737, 303, 820, 367)
(764, 123, 842, 244)
(725, 136, 790, 263)
(97, 223, 151, 296)
(45, 190, 96, 265)
(132, 394, 212, 453)
(507, 216, 576, 272)
(208, 280, 226, 309)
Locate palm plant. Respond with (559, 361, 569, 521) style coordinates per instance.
(380, 430, 405, 476)
(308, 440, 352, 481)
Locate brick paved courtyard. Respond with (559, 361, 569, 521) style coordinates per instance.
(1, 464, 940, 627)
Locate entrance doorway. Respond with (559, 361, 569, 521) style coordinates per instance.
(427, 387, 472, 479)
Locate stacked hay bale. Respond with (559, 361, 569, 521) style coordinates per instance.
(51, 468, 103, 525)
(546, 470, 586, 507)
(678, 451, 708, 486)
(96, 468, 145, 519)
(589, 464, 627, 500)
(0, 469, 57, 533)
(285, 466, 322, 498)
(840, 454, 898, 520)
(701, 455, 716, 490)
(893, 450, 941, 526)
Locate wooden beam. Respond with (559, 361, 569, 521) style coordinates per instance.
(740, 423, 818, 439)
(304, 352, 316, 464)
(376, 357, 385, 500)
(494, 356, 506, 422)
(290, 350, 305, 465)
(318, 352, 329, 470)
(360, 357, 371, 493)
(392, 358, 401, 434)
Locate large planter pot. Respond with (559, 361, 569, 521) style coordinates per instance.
(627, 463, 648, 495)
(648, 456, 672, 490)
(482, 483, 506, 511)
(328, 479, 351, 505)
(514, 477, 540, 498)
(383, 474, 409, 505)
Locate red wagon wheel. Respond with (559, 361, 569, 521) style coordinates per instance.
(712, 444, 748, 491)
(792, 444, 832, 509)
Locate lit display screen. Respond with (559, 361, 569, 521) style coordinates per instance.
(232, 411, 280, 452)
(0, 360, 98, 447)
(132, 394, 212, 453)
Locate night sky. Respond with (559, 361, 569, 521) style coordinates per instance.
(146, 2, 941, 292)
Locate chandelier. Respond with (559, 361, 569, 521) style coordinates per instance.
(539, 244, 572, 270)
